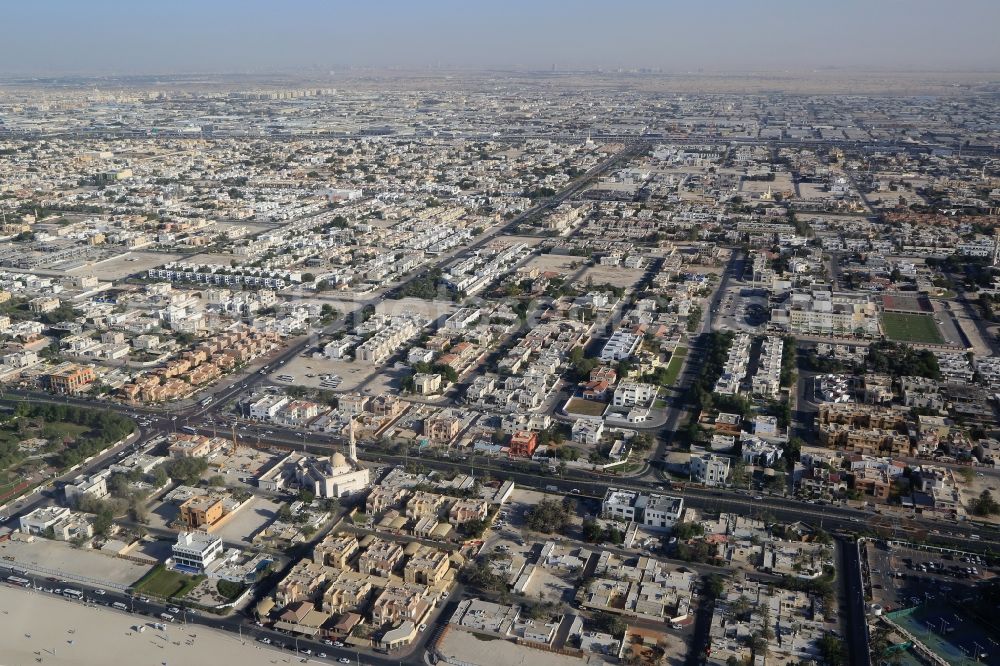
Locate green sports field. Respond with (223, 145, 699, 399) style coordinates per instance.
(880, 312, 944, 344)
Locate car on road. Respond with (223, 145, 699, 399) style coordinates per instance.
(339, 659, 351, 664)
(419, 623, 427, 632)
(332, 641, 344, 648)
(94, 589, 106, 595)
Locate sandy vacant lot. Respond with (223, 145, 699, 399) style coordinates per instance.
(0, 537, 152, 591)
(0, 585, 308, 666)
(439, 629, 590, 666)
(577, 265, 646, 289)
(375, 297, 456, 322)
(740, 173, 793, 195)
(69, 251, 180, 280)
(212, 497, 283, 546)
(523, 254, 583, 275)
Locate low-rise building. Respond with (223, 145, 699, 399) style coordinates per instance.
(371, 582, 433, 627)
(690, 453, 731, 486)
(19, 506, 94, 542)
(643, 494, 684, 531)
(403, 545, 451, 586)
(358, 537, 405, 577)
(172, 531, 224, 573)
(179, 496, 225, 529)
(613, 381, 657, 407)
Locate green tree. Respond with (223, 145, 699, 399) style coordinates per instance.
(973, 489, 1000, 516)
(673, 522, 705, 540)
(706, 574, 725, 599)
(524, 499, 571, 534)
(817, 634, 847, 665)
(151, 465, 169, 487)
(165, 456, 209, 485)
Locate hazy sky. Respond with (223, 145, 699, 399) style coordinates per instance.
(4, 0, 999, 75)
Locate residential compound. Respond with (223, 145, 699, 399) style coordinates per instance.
(267, 530, 458, 650)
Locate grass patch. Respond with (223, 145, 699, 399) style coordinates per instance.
(564, 397, 607, 417)
(880, 312, 944, 344)
(133, 564, 204, 599)
(662, 346, 688, 386)
(216, 579, 246, 601)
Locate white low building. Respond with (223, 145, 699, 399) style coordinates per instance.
(613, 381, 657, 407)
(172, 531, 224, 572)
(690, 453, 731, 486)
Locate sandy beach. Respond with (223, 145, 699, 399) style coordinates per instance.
(0, 585, 307, 666)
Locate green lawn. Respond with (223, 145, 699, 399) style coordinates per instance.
(565, 397, 608, 417)
(133, 565, 203, 599)
(662, 346, 688, 386)
(880, 312, 944, 344)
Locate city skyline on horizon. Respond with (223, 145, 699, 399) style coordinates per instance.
(4, 0, 1000, 76)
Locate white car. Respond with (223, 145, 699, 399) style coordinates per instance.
(94, 589, 106, 596)
(339, 659, 351, 664)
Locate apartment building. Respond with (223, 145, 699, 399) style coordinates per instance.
(47, 362, 96, 395)
(602, 488, 646, 522)
(371, 582, 433, 627)
(612, 381, 657, 407)
(366, 485, 410, 515)
(508, 430, 539, 458)
(179, 496, 225, 529)
(321, 569, 373, 614)
(249, 394, 290, 420)
(63, 469, 111, 506)
(426, 412, 462, 443)
(358, 538, 405, 577)
(172, 531, 225, 573)
(403, 545, 451, 586)
(751, 336, 783, 399)
(405, 491, 447, 521)
(776, 289, 880, 337)
(643, 494, 684, 530)
(313, 533, 360, 569)
(274, 560, 328, 606)
(690, 452, 731, 486)
(713, 333, 751, 396)
(19, 506, 93, 542)
(448, 498, 489, 524)
(599, 330, 641, 362)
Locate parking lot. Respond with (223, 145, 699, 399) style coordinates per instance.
(713, 283, 772, 334)
(867, 541, 995, 613)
